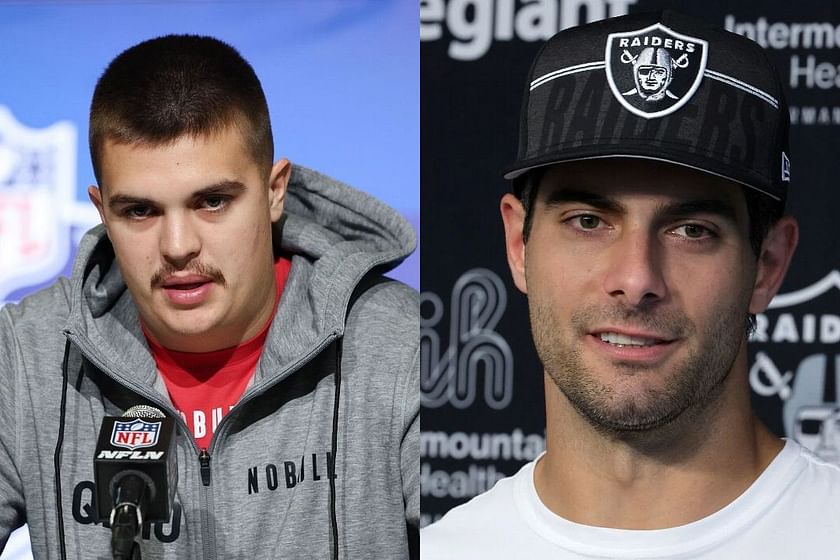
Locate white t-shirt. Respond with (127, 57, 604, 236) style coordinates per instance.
(421, 440, 840, 559)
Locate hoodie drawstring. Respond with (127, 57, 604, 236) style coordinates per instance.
(329, 337, 343, 560)
(54, 338, 71, 560)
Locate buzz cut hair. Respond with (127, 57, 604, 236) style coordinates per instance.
(89, 34, 273, 186)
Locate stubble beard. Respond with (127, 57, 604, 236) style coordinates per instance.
(530, 299, 747, 439)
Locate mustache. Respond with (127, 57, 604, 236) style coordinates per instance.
(150, 262, 227, 289)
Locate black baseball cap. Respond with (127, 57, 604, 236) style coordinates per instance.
(504, 11, 790, 207)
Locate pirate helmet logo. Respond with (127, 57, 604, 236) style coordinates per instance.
(634, 47, 674, 101)
(606, 23, 708, 119)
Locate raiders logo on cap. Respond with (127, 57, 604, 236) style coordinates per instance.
(605, 23, 708, 119)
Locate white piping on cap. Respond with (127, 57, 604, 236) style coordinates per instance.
(529, 62, 780, 110)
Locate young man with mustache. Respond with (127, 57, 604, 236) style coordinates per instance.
(0, 35, 418, 559)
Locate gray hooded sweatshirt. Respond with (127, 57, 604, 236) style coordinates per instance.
(0, 166, 419, 559)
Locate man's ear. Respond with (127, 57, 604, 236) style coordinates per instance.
(500, 193, 528, 294)
(268, 158, 291, 222)
(749, 216, 799, 313)
(88, 185, 108, 234)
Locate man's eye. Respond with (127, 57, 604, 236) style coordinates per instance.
(124, 206, 152, 219)
(571, 215, 602, 230)
(202, 196, 229, 211)
(674, 224, 712, 239)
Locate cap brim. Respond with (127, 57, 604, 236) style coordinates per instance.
(504, 153, 782, 202)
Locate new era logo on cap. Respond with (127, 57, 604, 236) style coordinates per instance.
(782, 152, 791, 182)
(605, 23, 708, 119)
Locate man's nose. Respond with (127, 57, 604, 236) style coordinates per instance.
(601, 228, 668, 308)
(159, 212, 200, 268)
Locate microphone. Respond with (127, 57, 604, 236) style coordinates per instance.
(94, 405, 178, 560)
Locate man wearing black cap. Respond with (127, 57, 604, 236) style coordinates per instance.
(422, 11, 840, 559)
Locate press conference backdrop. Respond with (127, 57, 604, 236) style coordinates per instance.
(0, 1, 418, 558)
(421, 0, 840, 525)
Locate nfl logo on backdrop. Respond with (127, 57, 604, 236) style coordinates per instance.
(0, 106, 80, 305)
(111, 418, 161, 450)
(605, 23, 708, 119)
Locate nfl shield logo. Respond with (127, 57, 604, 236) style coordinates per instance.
(0, 106, 82, 304)
(111, 418, 162, 450)
(605, 23, 708, 119)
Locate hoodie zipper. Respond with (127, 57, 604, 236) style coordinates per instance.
(199, 448, 211, 486)
(198, 447, 216, 560)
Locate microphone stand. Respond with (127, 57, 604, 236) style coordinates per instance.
(111, 504, 141, 560)
(110, 473, 147, 560)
